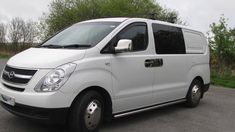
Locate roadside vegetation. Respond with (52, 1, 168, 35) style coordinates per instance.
(209, 16, 235, 88)
(1, 0, 180, 57)
(0, 53, 11, 58)
(211, 72, 235, 88)
(0, 0, 234, 88)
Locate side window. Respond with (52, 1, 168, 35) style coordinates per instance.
(152, 24, 186, 54)
(115, 23, 148, 52)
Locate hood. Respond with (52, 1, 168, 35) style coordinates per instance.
(7, 48, 86, 69)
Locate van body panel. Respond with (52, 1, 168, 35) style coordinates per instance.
(0, 82, 77, 108)
(59, 56, 113, 95)
(111, 53, 155, 113)
(151, 54, 191, 103)
(0, 18, 210, 123)
(7, 48, 86, 69)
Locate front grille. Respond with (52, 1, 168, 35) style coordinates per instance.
(2, 83, 25, 92)
(2, 65, 37, 84)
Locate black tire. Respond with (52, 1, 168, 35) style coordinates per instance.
(185, 79, 203, 107)
(69, 91, 104, 132)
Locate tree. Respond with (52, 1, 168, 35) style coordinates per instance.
(209, 15, 235, 68)
(8, 17, 38, 51)
(41, 0, 181, 39)
(22, 20, 39, 44)
(8, 17, 25, 45)
(0, 23, 6, 44)
(231, 28, 235, 42)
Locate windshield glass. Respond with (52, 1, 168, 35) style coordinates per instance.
(41, 22, 120, 49)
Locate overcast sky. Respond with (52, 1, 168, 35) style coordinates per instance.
(157, 0, 235, 33)
(0, 0, 234, 34)
(0, 0, 51, 23)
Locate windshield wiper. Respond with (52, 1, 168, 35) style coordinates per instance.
(62, 44, 92, 48)
(40, 44, 63, 48)
(40, 44, 92, 49)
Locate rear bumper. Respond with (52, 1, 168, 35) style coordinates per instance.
(0, 101, 69, 124)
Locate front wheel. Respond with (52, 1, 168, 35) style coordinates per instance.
(185, 79, 203, 107)
(69, 91, 104, 132)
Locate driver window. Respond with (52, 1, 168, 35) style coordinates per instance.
(115, 23, 148, 52)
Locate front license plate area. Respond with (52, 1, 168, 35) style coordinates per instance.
(0, 94, 15, 106)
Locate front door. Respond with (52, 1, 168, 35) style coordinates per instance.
(110, 22, 155, 113)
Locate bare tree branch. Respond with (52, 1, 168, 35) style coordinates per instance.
(0, 23, 6, 44)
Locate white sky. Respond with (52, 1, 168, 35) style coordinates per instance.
(0, 0, 52, 23)
(157, 0, 235, 33)
(0, 0, 235, 34)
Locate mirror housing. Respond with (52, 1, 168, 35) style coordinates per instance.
(115, 39, 132, 53)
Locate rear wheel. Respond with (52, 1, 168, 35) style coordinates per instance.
(186, 79, 203, 107)
(69, 91, 104, 132)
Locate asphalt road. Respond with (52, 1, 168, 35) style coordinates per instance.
(0, 59, 235, 132)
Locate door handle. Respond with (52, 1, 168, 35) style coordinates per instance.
(145, 59, 163, 68)
(145, 60, 154, 67)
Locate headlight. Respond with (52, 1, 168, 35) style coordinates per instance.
(35, 63, 77, 92)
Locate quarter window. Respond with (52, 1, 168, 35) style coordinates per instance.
(152, 24, 186, 54)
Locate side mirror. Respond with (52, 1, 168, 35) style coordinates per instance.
(114, 39, 132, 53)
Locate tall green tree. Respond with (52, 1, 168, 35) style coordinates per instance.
(209, 16, 235, 67)
(41, 0, 181, 39)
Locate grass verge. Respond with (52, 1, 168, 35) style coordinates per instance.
(211, 72, 235, 88)
(0, 53, 11, 59)
(0, 51, 13, 59)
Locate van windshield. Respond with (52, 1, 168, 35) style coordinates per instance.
(41, 22, 120, 49)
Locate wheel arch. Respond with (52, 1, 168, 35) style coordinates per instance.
(70, 86, 113, 122)
(191, 76, 205, 98)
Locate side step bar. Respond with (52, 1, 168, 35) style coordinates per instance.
(114, 98, 186, 118)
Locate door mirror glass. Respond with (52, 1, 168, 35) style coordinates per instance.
(115, 39, 132, 53)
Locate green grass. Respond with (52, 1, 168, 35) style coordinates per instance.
(0, 50, 14, 59)
(0, 53, 11, 59)
(211, 72, 235, 88)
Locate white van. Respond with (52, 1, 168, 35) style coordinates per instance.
(0, 18, 210, 132)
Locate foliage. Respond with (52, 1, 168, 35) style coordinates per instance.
(208, 15, 235, 68)
(0, 52, 12, 59)
(41, 0, 181, 39)
(211, 71, 235, 88)
(209, 15, 235, 88)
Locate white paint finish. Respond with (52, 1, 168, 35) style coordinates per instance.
(7, 48, 86, 69)
(60, 53, 113, 95)
(0, 85, 77, 108)
(187, 47, 210, 85)
(0, 18, 210, 115)
(111, 53, 155, 113)
(80, 17, 128, 23)
(151, 55, 191, 103)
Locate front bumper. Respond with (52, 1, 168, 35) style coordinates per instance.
(0, 82, 77, 108)
(0, 101, 69, 124)
(0, 81, 77, 123)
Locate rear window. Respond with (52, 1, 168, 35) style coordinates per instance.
(183, 30, 205, 54)
(152, 24, 186, 54)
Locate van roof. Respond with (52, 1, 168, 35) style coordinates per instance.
(81, 17, 203, 34)
(81, 17, 129, 23)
